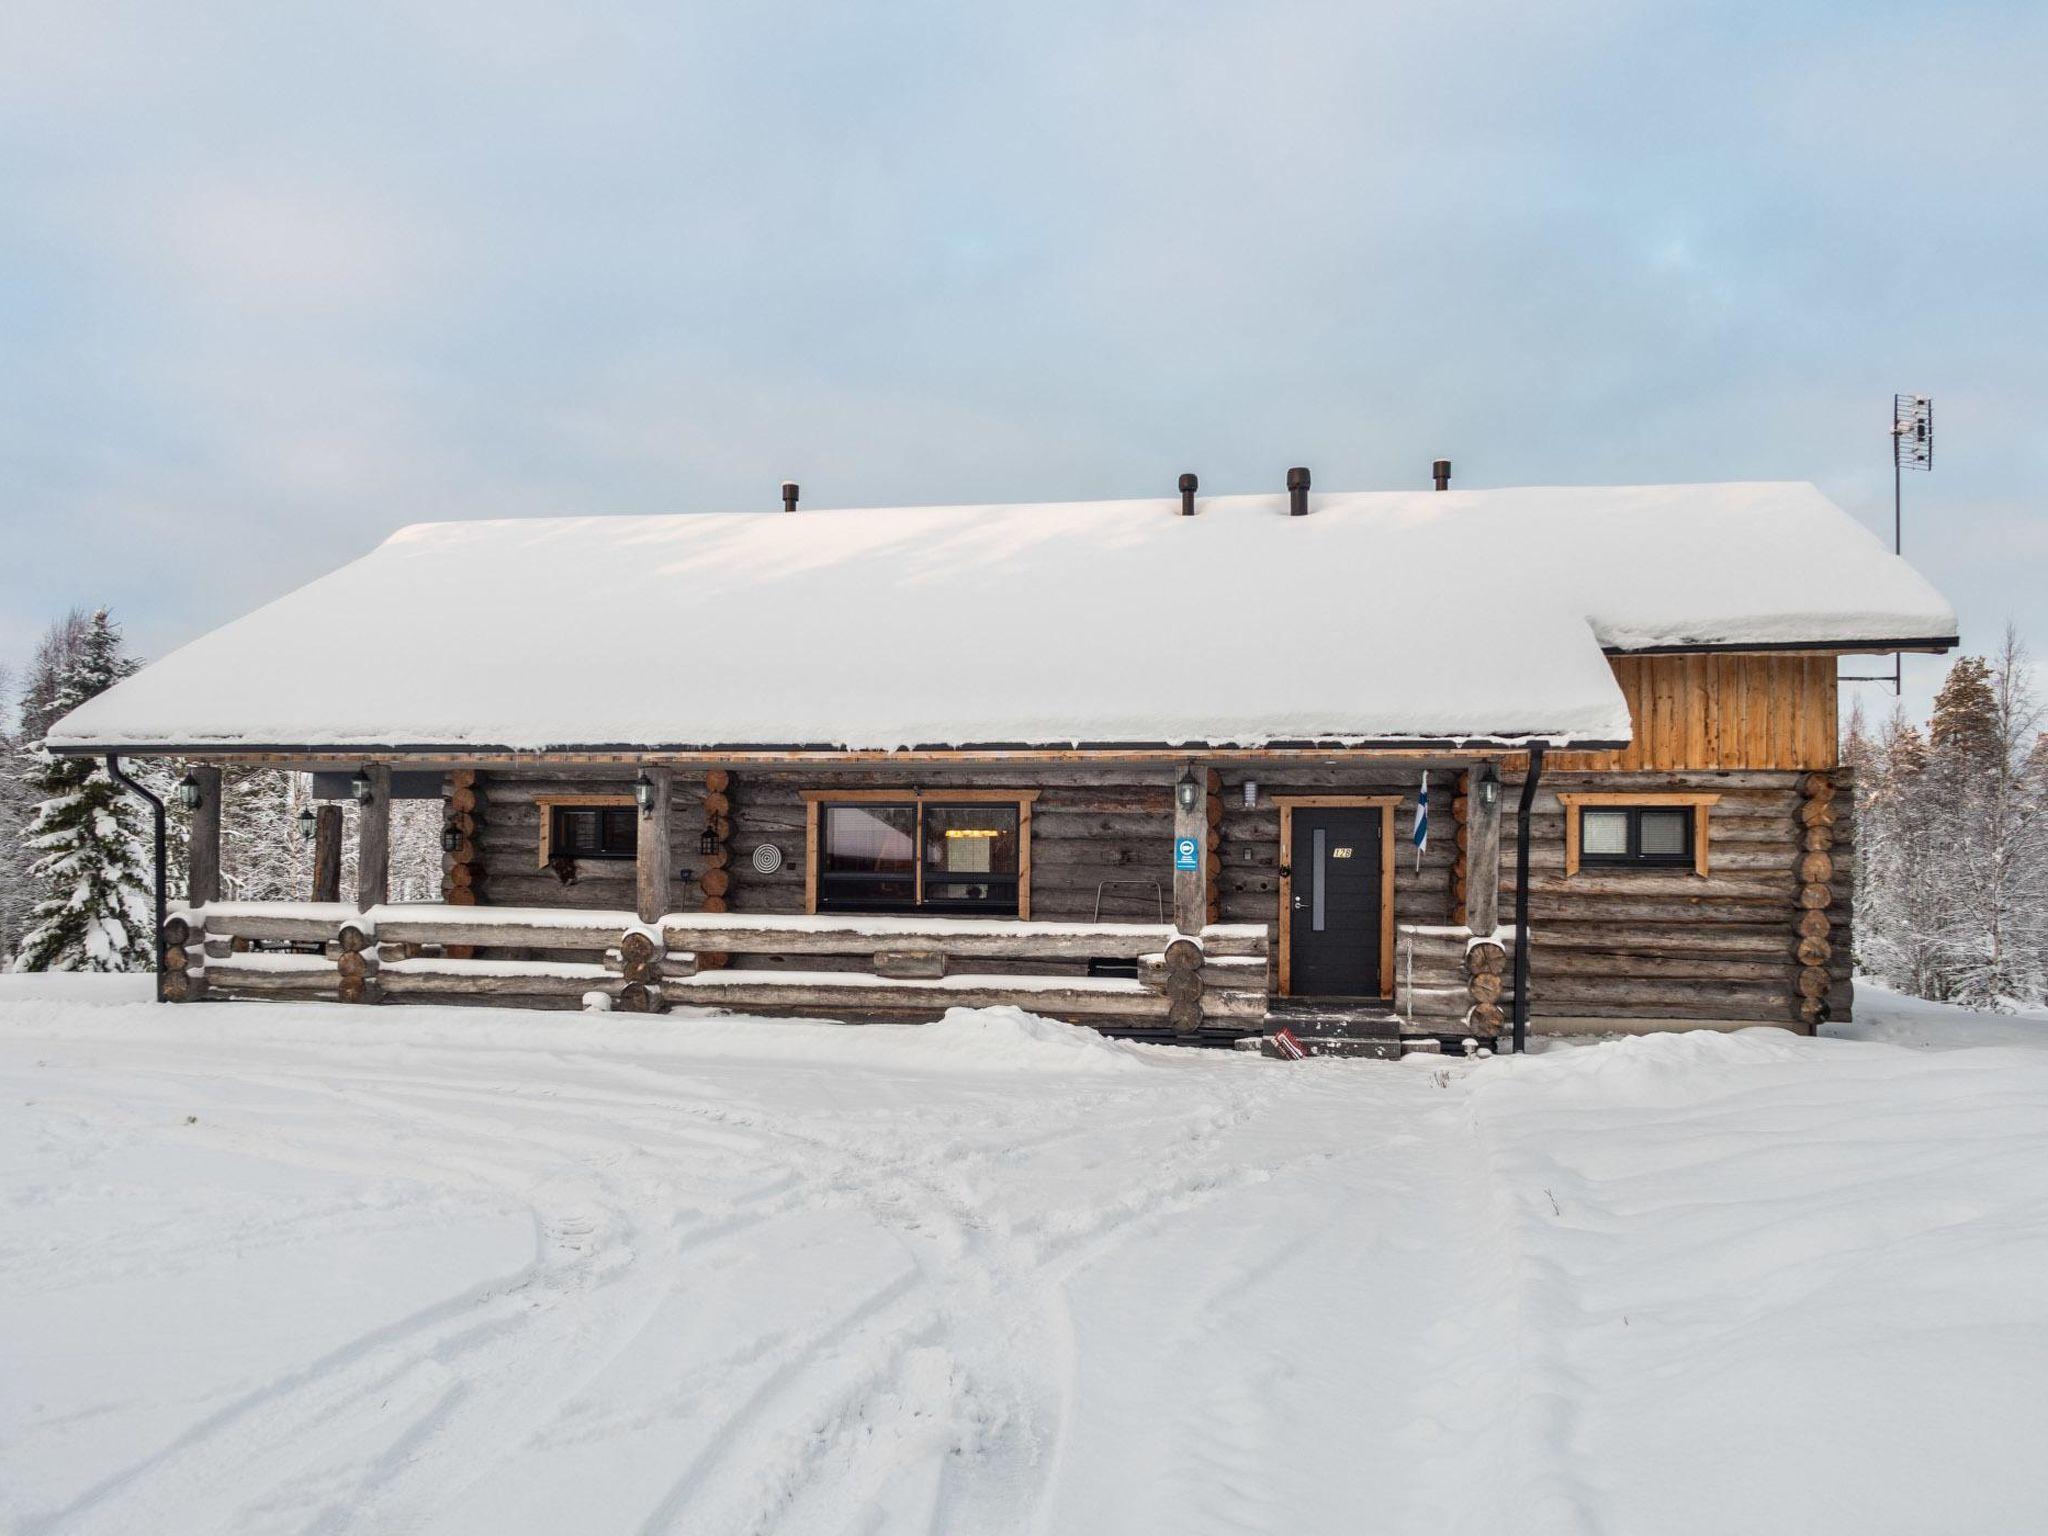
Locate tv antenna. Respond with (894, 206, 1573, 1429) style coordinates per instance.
(1844, 393, 1932, 695)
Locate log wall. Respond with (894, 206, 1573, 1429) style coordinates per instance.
(465, 754, 1854, 1031)
(1499, 766, 1856, 1027)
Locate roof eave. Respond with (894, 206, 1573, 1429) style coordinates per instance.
(52, 734, 1634, 761)
(1603, 634, 1959, 657)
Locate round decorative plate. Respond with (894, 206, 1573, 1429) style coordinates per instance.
(751, 842, 784, 875)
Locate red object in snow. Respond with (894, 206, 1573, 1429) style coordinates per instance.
(1270, 1027, 1309, 1060)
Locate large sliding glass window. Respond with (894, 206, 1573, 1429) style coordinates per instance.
(819, 804, 919, 910)
(814, 798, 1024, 916)
(921, 804, 1020, 912)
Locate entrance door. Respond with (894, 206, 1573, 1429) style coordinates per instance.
(1286, 806, 1385, 997)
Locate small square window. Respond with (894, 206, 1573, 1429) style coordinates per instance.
(1578, 804, 1696, 869)
(548, 803, 637, 861)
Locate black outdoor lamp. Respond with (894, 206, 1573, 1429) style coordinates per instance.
(699, 826, 719, 856)
(177, 773, 202, 810)
(634, 773, 657, 814)
(297, 807, 317, 842)
(1478, 775, 1500, 810)
(440, 824, 462, 853)
(1175, 766, 1200, 813)
(350, 771, 374, 806)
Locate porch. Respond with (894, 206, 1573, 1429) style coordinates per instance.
(165, 902, 1276, 1044)
(155, 750, 1534, 1050)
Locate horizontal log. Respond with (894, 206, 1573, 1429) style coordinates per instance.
(662, 972, 1172, 1020)
(375, 914, 631, 950)
(378, 966, 608, 999)
(196, 907, 357, 942)
(656, 917, 1265, 963)
(873, 949, 946, 980)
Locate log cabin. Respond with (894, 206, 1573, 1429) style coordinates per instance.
(48, 472, 1957, 1057)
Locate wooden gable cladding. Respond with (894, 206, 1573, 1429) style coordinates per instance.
(1545, 653, 1839, 773)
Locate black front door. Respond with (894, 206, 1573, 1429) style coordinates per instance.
(1288, 807, 1383, 997)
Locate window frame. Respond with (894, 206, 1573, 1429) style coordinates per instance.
(535, 794, 639, 867)
(1556, 792, 1719, 878)
(801, 789, 1038, 918)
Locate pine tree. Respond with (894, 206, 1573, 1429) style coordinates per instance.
(11, 611, 153, 973)
(1929, 655, 2001, 772)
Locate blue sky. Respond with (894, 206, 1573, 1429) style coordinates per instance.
(3, 1, 2043, 724)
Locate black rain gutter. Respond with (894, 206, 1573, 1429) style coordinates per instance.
(104, 754, 167, 1003)
(1511, 744, 1545, 1054)
(1603, 634, 1957, 657)
(47, 734, 1632, 760)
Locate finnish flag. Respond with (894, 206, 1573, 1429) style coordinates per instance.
(1413, 770, 1429, 872)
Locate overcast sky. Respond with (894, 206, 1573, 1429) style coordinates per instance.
(4, 1, 2043, 724)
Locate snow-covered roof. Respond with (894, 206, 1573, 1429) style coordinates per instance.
(50, 481, 1955, 755)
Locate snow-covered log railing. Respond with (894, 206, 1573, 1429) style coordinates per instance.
(160, 903, 1272, 1039)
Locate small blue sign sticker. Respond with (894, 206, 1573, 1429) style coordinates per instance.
(1174, 837, 1199, 871)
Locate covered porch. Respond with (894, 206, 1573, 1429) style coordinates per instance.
(152, 748, 1538, 1051)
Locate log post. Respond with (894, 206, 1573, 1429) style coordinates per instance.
(636, 766, 673, 925)
(1466, 937, 1508, 1036)
(442, 770, 484, 955)
(1449, 771, 1471, 922)
(1792, 772, 1836, 1034)
(1204, 768, 1224, 927)
(696, 769, 732, 971)
(1172, 762, 1207, 938)
(355, 765, 391, 913)
(1464, 766, 1502, 938)
(312, 804, 343, 903)
(187, 765, 222, 908)
(161, 911, 206, 1002)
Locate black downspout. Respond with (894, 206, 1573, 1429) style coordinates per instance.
(105, 754, 167, 1002)
(1512, 745, 1545, 1054)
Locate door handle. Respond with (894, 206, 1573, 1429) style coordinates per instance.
(1292, 896, 1306, 910)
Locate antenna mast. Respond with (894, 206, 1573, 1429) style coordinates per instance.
(1845, 393, 1932, 695)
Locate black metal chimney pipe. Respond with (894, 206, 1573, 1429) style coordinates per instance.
(781, 481, 799, 513)
(1433, 459, 1452, 491)
(106, 753, 168, 1002)
(1178, 473, 1197, 516)
(1286, 466, 1310, 516)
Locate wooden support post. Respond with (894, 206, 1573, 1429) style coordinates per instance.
(312, 805, 343, 903)
(187, 765, 222, 907)
(355, 765, 391, 913)
(1172, 762, 1207, 938)
(636, 766, 673, 924)
(1464, 766, 1502, 938)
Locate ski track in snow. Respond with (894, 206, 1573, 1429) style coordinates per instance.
(5, 987, 2048, 1534)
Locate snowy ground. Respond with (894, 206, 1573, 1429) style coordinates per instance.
(4, 980, 2047, 1536)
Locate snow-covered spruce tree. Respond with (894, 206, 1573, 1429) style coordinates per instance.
(0, 663, 23, 966)
(11, 611, 152, 973)
(2, 613, 95, 965)
(1858, 636, 2048, 1009)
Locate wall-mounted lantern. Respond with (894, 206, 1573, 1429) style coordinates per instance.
(1175, 766, 1200, 813)
(634, 773, 657, 815)
(177, 773, 203, 810)
(699, 827, 719, 856)
(1478, 775, 1500, 810)
(440, 825, 462, 853)
(297, 807, 317, 842)
(350, 771, 374, 806)
(1242, 780, 1259, 809)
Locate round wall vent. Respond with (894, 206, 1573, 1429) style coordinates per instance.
(751, 842, 784, 875)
